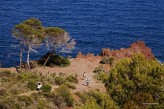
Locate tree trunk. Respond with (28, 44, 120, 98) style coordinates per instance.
(20, 45, 23, 69)
(27, 45, 30, 69)
(19, 42, 23, 69)
(43, 53, 53, 67)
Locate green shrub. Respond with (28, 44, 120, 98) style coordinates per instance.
(1, 77, 11, 83)
(27, 80, 36, 90)
(76, 90, 118, 109)
(52, 92, 66, 108)
(42, 84, 52, 93)
(55, 85, 74, 107)
(93, 66, 108, 83)
(18, 96, 33, 107)
(76, 98, 102, 109)
(61, 58, 71, 67)
(63, 82, 76, 89)
(37, 98, 50, 109)
(0, 99, 21, 109)
(2, 97, 21, 109)
(94, 72, 108, 83)
(17, 72, 39, 81)
(66, 74, 78, 83)
(46, 76, 55, 84)
(54, 76, 65, 85)
(100, 56, 114, 65)
(122, 100, 138, 109)
(17, 74, 27, 81)
(93, 66, 104, 74)
(0, 70, 11, 77)
(105, 54, 164, 108)
(39, 53, 71, 67)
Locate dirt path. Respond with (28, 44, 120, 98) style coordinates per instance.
(19, 91, 38, 96)
(35, 57, 106, 93)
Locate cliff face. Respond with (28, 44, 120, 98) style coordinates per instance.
(101, 41, 155, 61)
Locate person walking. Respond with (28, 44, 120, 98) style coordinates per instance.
(85, 77, 90, 86)
(83, 72, 86, 80)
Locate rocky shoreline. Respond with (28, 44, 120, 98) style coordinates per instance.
(0, 40, 156, 69)
(77, 40, 155, 61)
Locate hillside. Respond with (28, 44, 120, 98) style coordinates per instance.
(0, 41, 163, 109)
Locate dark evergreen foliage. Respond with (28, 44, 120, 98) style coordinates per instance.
(105, 54, 164, 108)
(39, 53, 70, 67)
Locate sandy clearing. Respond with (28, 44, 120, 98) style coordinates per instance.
(35, 57, 106, 93)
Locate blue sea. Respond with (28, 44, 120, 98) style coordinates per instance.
(0, 0, 164, 67)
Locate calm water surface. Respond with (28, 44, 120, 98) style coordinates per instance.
(0, 0, 164, 67)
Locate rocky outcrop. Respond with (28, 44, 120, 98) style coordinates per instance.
(101, 41, 155, 61)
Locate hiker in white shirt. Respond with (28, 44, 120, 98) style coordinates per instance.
(37, 82, 42, 90)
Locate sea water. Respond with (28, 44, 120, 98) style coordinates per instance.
(0, 0, 164, 67)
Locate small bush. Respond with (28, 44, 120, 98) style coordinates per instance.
(46, 76, 55, 84)
(100, 56, 114, 65)
(55, 85, 74, 107)
(37, 98, 50, 109)
(54, 76, 66, 85)
(76, 90, 118, 109)
(78, 98, 102, 109)
(52, 92, 66, 108)
(93, 66, 104, 74)
(63, 82, 76, 89)
(0, 70, 11, 77)
(1, 77, 11, 83)
(59, 58, 71, 67)
(18, 96, 33, 107)
(0, 97, 22, 109)
(42, 84, 52, 93)
(94, 72, 108, 83)
(66, 74, 78, 84)
(39, 53, 71, 67)
(27, 80, 36, 90)
(17, 74, 27, 81)
(17, 72, 39, 81)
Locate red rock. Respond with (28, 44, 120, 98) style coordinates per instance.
(101, 41, 155, 60)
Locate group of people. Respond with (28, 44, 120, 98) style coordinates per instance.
(83, 72, 90, 86)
